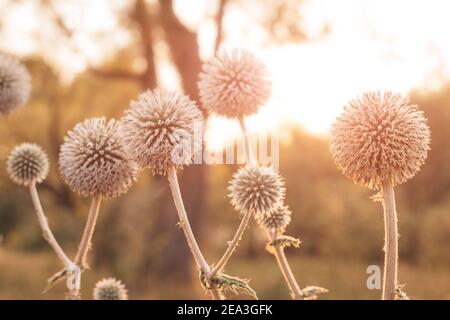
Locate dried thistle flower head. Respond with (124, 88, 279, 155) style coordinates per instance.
(0, 54, 31, 116)
(7, 143, 49, 186)
(198, 49, 271, 118)
(228, 165, 285, 216)
(259, 204, 292, 231)
(330, 91, 430, 189)
(93, 277, 128, 300)
(59, 117, 138, 198)
(120, 88, 203, 175)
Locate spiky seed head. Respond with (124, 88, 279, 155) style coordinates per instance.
(259, 204, 292, 231)
(59, 117, 138, 198)
(198, 49, 271, 118)
(120, 88, 203, 175)
(0, 54, 31, 116)
(93, 278, 128, 300)
(228, 165, 285, 216)
(7, 143, 49, 186)
(330, 91, 430, 189)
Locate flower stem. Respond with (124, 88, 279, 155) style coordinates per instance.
(239, 116, 302, 299)
(268, 230, 303, 299)
(74, 194, 103, 268)
(28, 182, 72, 267)
(67, 194, 102, 299)
(238, 116, 255, 165)
(381, 181, 398, 300)
(167, 165, 223, 300)
(211, 209, 252, 275)
(209, 117, 255, 276)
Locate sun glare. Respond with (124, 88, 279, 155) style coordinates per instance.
(2, 0, 450, 147)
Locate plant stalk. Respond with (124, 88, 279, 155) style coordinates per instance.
(167, 165, 223, 300)
(211, 209, 252, 275)
(381, 181, 398, 300)
(28, 182, 72, 267)
(239, 116, 302, 299)
(67, 194, 102, 299)
(268, 230, 303, 299)
(74, 194, 103, 268)
(238, 116, 255, 165)
(209, 117, 255, 275)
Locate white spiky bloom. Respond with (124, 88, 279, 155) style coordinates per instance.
(59, 117, 138, 198)
(120, 88, 203, 175)
(331, 91, 430, 189)
(7, 143, 49, 186)
(228, 166, 285, 216)
(0, 53, 31, 116)
(259, 204, 292, 231)
(198, 49, 271, 118)
(93, 277, 128, 300)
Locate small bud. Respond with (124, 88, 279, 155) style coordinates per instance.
(93, 277, 128, 300)
(258, 204, 292, 231)
(7, 143, 49, 186)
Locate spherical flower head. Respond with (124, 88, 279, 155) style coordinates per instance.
(120, 88, 203, 175)
(198, 49, 271, 118)
(0, 53, 31, 116)
(59, 117, 138, 198)
(7, 143, 49, 186)
(258, 204, 292, 231)
(93, 277, 128, 300)
(228, 165, 285, 216)
(330, 91, 430, 189)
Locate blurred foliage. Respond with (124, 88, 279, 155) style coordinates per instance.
(1, 57, 449, 299)
(0, 0, 449, 299)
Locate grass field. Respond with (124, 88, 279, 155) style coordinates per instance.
(1, 249, 448, 300)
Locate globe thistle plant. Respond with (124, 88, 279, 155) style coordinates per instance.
(7, 143, 72, 268)
(198, 49, 271, 118)
(60, 117, 137, 298)
(59, 117, 138, 198)
(228, 165, 285, 217)
(121, 88, 223, 299)
(330, 91, 430, 190)
(330, 91, 430, 300)
(93, 278, 128, 300)
(7, 143, 49, 186)
(0, 53, 31, 116)
(259, 204, 292, 232)
(120, 88, 203, 175)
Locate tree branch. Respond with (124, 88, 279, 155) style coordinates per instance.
(88, 67, 143, 81)
(214, 0, 228, 52)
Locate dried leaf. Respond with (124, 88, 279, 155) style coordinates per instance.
(266, 235, 301, 254)
(200, 270, 258, 299)
(301, 286, 329, 300)
(394, 284, 410, 300)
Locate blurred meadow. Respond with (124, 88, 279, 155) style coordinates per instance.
(0, 0, 450, 299)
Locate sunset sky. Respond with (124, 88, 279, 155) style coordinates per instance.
(1, 0, 450, 148)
